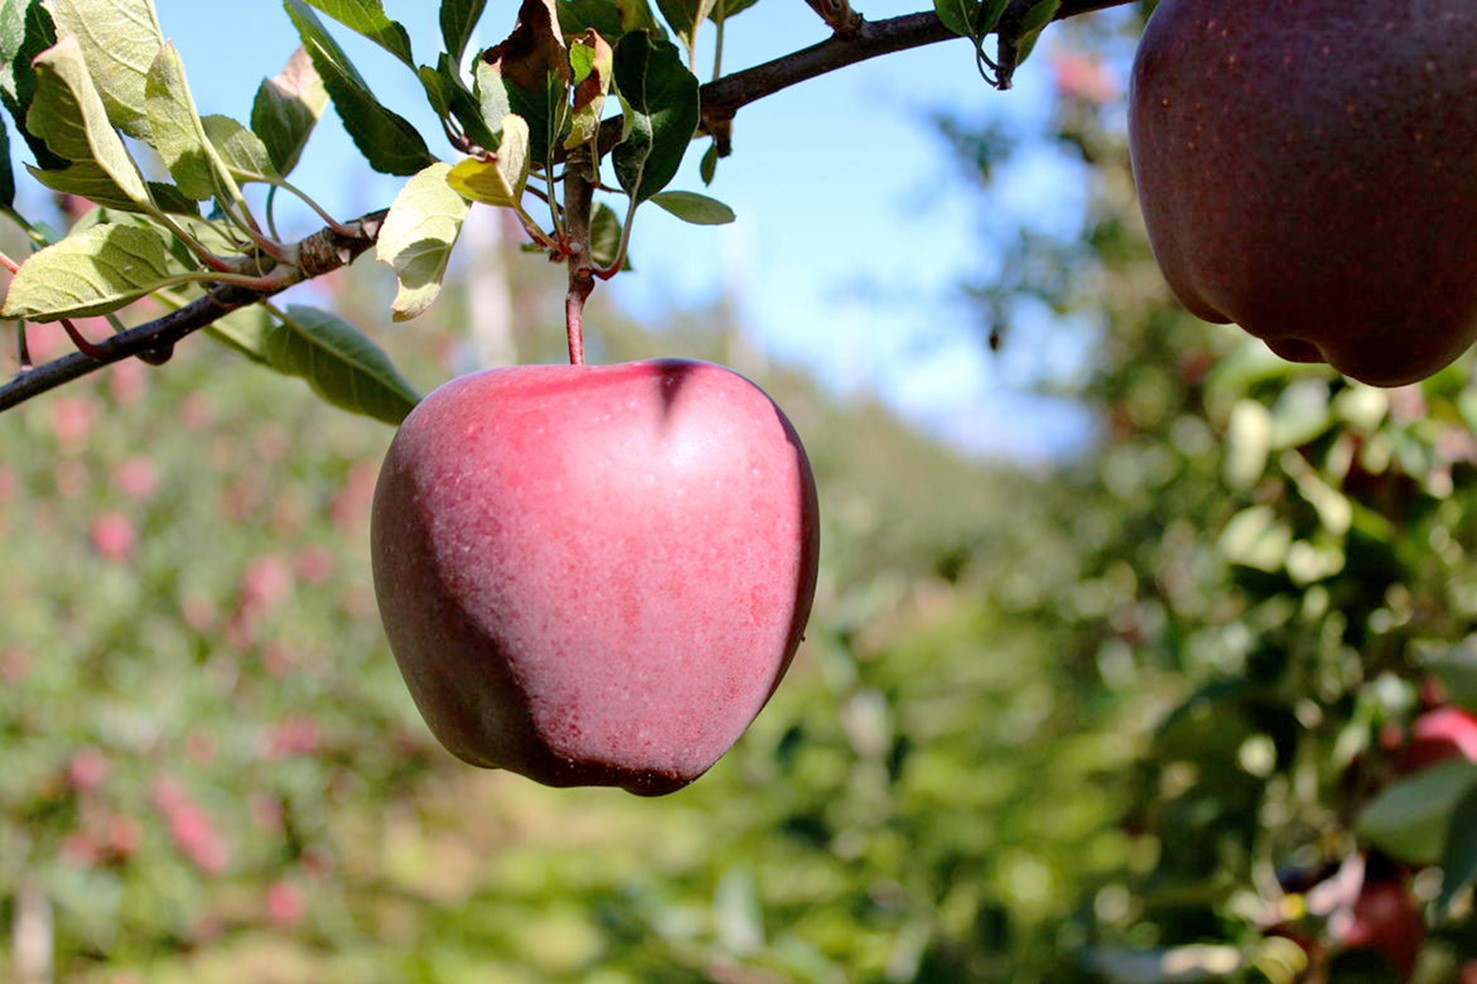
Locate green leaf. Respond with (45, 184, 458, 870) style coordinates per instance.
(589, 200, 625, 269)
(0, 0, 30, 100)
(417, 63, 452, 118)
(440, 0, 487, 64)
(251, 46, 327, 178)
(144, 42, 238, 203)
(478, 0, 569, 165)
(0, 0, 62, 167)
(565, 28, 612, 151)
(1, 221, 191, 320)
(43, 0, 162, 137)
(1356, 759, 1477, 865)
(611, 31, 698, 206)
(650, 189, 733, 224)
(473, 57, 510, 145)
(376, 161, 470, 321)
(203, 115, 279, 184)
(699, 139, 717, 185)
(300, 0, 414, 67)
(445, 115, 530, 206)
(933, 0, 978, 38)
(423, 53, 498, 152)
(263, 304, 421, 425)
(653, 0, 714, 54)
(283, 0, 436, 176)
(27, 35, 151, 211)
(1439, 783, 1477, 912)
(972, 0, 1008, 36)
(558, 0, 665, 44)
(146, 179, 200, 216)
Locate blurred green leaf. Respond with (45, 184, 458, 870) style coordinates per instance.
(1218, 505, 1291, 573)
(1439, 783, 1477, 912)
(1424, 640, 1477, 712)
(1356, 760, 1477, 865)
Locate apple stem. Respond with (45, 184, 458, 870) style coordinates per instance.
(565, 275, 592, 366)
(563, 144, 599, 367)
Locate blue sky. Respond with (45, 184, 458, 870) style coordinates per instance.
(148, 0, 1095, 459)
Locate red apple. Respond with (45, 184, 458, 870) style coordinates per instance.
(1129, 0, 1477, 386)
(370, 358, 820, 795)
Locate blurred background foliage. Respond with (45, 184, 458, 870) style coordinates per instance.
(7, 6, 1477, 984)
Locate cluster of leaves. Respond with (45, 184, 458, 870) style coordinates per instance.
(0, 0, 746, 419)
(0, 0, 421, 423)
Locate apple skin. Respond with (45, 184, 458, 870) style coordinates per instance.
(1128, 0, 1477, 387)
(370, 358, 820, 795)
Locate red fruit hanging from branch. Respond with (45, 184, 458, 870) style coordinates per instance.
(1129, 0, 1477, 387)
(370, 359, 820, 795)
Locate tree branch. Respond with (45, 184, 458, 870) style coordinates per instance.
(706, 0, 1133, 113)
(600, 0, 1134, 153)
(0, 210, 386, 412)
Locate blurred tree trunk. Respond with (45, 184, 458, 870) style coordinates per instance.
(463, 206, 517, 370)
(11, 871, 52, 984)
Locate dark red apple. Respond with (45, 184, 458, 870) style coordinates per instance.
(1340, 877, 1425, 981)
(370, 358, 820, 795)
(1129, 0, 1477, 387)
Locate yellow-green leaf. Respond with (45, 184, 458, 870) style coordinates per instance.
(144, 41, 239, 203)
(1, 221, 190, 320)
(446, 115, 530, 207)
(203, 115, 279, 184)
(376, 161, 470, 321)
(44, 0, 163, 137)
(27, 36, 151, 210)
